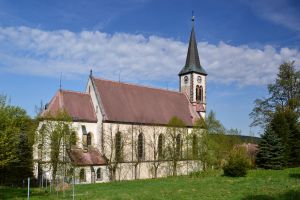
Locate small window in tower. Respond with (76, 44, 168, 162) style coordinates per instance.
(184, 76, 189, 84)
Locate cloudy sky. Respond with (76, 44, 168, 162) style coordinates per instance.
(0, 0, 299, 135)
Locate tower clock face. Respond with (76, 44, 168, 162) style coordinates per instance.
(184, 76, 189, 84)
(197, 76, 202, 83)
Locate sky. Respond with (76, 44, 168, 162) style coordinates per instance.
(0, 0, 300, 136)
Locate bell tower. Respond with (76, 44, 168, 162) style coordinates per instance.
(179, 15, 207, 118)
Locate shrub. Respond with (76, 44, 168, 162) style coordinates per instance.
(223, 146, 250, 177)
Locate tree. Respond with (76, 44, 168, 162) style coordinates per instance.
(165, 117, 186, 176)
(223, 146, 250, 177)
(250, 61, 300, 128)
(146, 125, 165, 179)
(0, 95, 35, 185)
(102, 124, 129, 181)
(36, 110, 74, 184)
(256, 126, 286, 169)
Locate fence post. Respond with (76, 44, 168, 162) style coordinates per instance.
(27, 177, 30, 200)
(72, 175, 75, 200)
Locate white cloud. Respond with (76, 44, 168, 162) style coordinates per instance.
(0, 26, 299, 86)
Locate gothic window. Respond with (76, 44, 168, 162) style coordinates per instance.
(87, 132, 92, 146)
(96, 168, 102, 180)
(79, 169, 86, 182)
(158, 134, 164, 159)
(138, 133, 144, 160)
(82, 125, 88, 148)
(192, 134, 198, 159)
(176, 134, 182, 159)
(115, 132, 122, 161)
(196, 86, 203, 102)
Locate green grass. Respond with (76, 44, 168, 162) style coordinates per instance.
(1, 168, 300, 200)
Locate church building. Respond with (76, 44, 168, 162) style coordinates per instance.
(33, 16, 208, 183)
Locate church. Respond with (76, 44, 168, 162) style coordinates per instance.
(33, 17, 208, 183)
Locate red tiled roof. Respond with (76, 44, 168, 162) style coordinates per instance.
(68, 147, 107, 166)
(93, 78, 199, 126)
(42, 90, 97, 123)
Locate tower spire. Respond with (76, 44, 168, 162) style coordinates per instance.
(178, 14, 207, 76)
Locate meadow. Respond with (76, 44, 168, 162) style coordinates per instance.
(1, 167, 300, 200)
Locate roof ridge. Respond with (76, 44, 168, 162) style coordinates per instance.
(60, 89, 89, 95)
(93, 76, 184, 95)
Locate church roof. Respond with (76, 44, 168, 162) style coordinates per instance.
(179, 21, 207, 76)
(93, 78, 199, 126)
(42, 90, 97, 123)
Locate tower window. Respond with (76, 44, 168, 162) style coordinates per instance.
(184, 76, 189, 84)
(196, 86, 203, 102)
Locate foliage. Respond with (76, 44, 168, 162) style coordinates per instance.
(270, 107, 300, 167)
(36, 110, 74, 183)
(165, 116, 187, 176)
(223, 146, 250, 177)
(256, 126, 286, 169)
(250, 61, 300, 128)
(194, 111, 242, 170)
(0, 95, 36, 185)
(1, 168, 300, 200)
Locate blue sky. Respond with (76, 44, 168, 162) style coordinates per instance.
(0, 0, 300, 136)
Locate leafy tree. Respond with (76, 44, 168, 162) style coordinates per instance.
(194, 111, 242, 170)
(0, 95, 35, 185)
(223, 146, 250, 177)
(165, 116, 186, 176)
(36, 110, 74, 184)
(250, 61, 300, 128)
(256, 126, 286, 169)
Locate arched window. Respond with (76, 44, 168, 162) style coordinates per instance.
(115, 132, 122, 161)
(196, 86, 203, 102)
(158, 134, 164, 159)
(96, 168, 102, 180)
(79, 169, 86, 182)
(192, 134, 198, 159)
(87, 132, 92, 146)
(138, 133, 144, 160)
(176, 134, 182, 158)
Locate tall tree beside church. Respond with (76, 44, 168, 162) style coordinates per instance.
(36, 110, 74, 184)
(251, 61, 300, 167)
(256, 126, 286, 169)
(165, 117, 186, 176)
(250, 61, 300, 128)
(0, 95, 35, 185)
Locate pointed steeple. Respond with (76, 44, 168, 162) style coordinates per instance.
(179, 15, 207, 76)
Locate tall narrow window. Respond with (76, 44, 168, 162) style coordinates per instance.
(115, 132, 122, 161)
(96, 168, 102, 180)
(138, 133, 144, 160)
(196, 85, 203, 102)
(158, 134, 164, 159)
(87, 132, 92, 146)
(79, 169, 86, 182)
(192, 134, 198, 159)
(200, 86, 203, 102)
(176, 134, 182, 159)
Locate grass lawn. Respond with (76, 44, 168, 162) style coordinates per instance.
(1, 167, 300, 200)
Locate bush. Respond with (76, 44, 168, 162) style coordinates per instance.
(223, 146, 250, 177)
